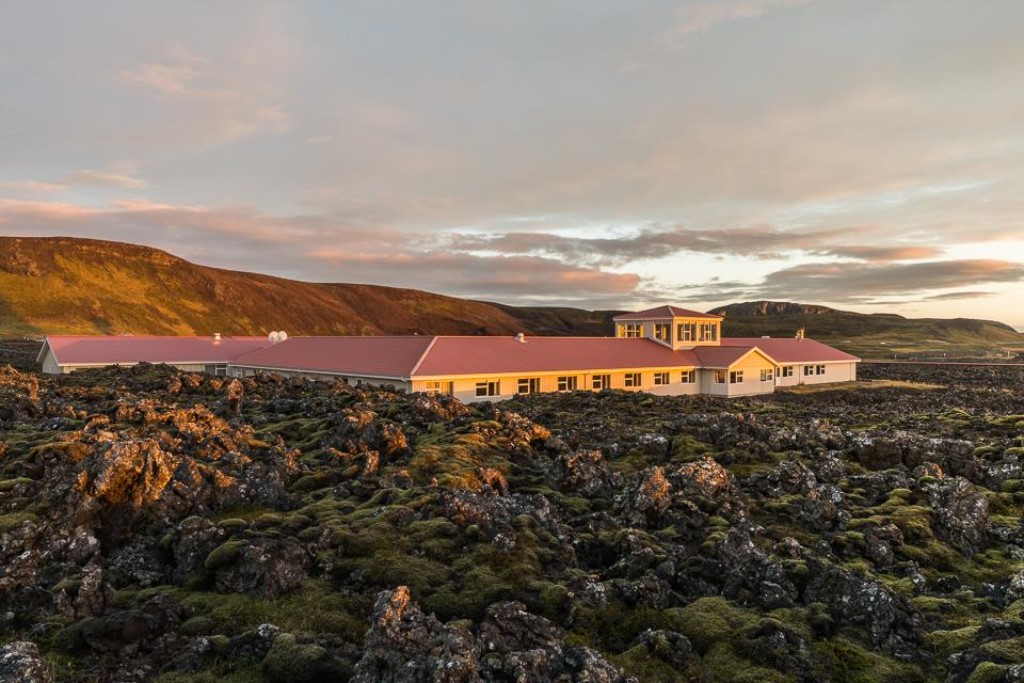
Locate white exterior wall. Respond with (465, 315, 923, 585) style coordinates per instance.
(788, 362, 858, 385)
(41, 349, 63, 375)
(699, 353, 777, 398)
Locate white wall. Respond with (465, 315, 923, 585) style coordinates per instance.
(779, 362, 858, 386)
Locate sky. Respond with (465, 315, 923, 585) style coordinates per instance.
(1, 1, 1023, 327)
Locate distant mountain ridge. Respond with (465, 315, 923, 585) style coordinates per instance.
(712, 300, 1024, 358)
(710, 301, 839, 317)
(0, 236, 1021, 358)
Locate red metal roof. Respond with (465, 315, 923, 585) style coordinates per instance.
(693, 345, 776, 369)
(721, 337, 860, 363)
(44, 335, 270, 366)
(232, 336, 435, 378)
(413, 337, 698, 377)
(613, 305, 721, 321)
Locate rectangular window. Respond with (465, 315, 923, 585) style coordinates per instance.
(653, 371, 670, 385)
(557, 376, 578, 391)
(803, 365, 814, 376)
(475, 380, 500, 397)
(699, 323, 718, 342)
(816, 365, 826, 376)
(678, 322, 697, 342)
(714, 370, 726, 384)
(592, 374, 611, 390)
(760, 369, 773, 382)
(618, 323, 643, 338)
(624, 372, 641, 387)
(781, 366, 794, 378)
(653, 323, 671, 343)
(424, 380, 454, 395)
(730, 370, 744, 384)
(517, 377, 540, 394)
(680, 369, 695, 383)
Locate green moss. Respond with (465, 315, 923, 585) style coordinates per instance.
(0, 510, 38, 534)
(261, 634, 331, 683)
(0, 477, 33, 492)
(811, 638, 926, 682)
(204, 540, 248, 571)
(967, 662, 1008, 683)
(980, 635, 1024, 661)
(923, 625, 980, 654)
(702, 642, 790, 683)
(670, 597, 759, 654)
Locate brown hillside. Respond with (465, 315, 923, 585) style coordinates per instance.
(0, 236, 551, 336)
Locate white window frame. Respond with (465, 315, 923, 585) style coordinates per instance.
(816, 365, 826, 376)
(517, 377, 540, 394)
(475, 380, 500, 397)
(653, 371, 669, 385)
(624, 372, 641, 388)
(653, 323, 671, 343)
(729, 370, 744, 384)
(714, 370, 726, 384)
(803, 365, 814, 376)
(760, 369, 773, 382)
(557, 376, 578, 391)
(680, 370, 695, 383)
(592, 374, 611, 390)
(781, 366, 794, 378)
(618, 323, 643, 338)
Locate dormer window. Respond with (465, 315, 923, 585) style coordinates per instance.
(699, 323, 718, 342)
(618, 323, 643, 338)
(677, 322, 697, 342)
(653, 323, 671, 343)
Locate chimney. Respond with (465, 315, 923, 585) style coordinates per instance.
(213, 333, 222, 342)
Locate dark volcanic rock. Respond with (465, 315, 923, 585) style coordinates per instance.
(0, 641, 51, 683)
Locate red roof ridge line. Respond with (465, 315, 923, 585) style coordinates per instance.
(408, 336, 440, 377)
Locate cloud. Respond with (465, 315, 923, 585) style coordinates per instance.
(117, 50, 290, 144)
(65, 170, 147, 189)
(308, 248, 641, 301)
(923, 291, 996, 302)
(750, 259, 1024, 302)
(447, 225, 854, 266)
(816, 245, 945, 262)
(666, 0, 818, 46)
(2, 162, 148, 194)
(0, 181, 64, 193)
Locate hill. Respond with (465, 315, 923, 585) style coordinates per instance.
(1, 237, 1021, 358)
(0, 236, 613, 337)
(711, 300, 1024, 359)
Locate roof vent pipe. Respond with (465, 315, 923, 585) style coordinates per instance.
(213, 333, 222, 342)
(514, 333, 527, 343)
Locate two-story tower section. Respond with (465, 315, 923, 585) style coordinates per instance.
(612, 305, 723, 350)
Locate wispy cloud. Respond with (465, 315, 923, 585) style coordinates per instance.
(2, 162, 148, 194)
(751, 260, 1024, 302)
(666, 0, 818, 47)
(117, 49, 290, 144)
(446, 225, 854, 266)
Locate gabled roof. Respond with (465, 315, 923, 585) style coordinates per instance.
(613, 305, 721, 321)
(693, 345, 777, 369)
(42, 335, 270, 366)
(721, 337, 860, 363)
(413, 337, 698, 377)
(231, 336, 435, 378)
